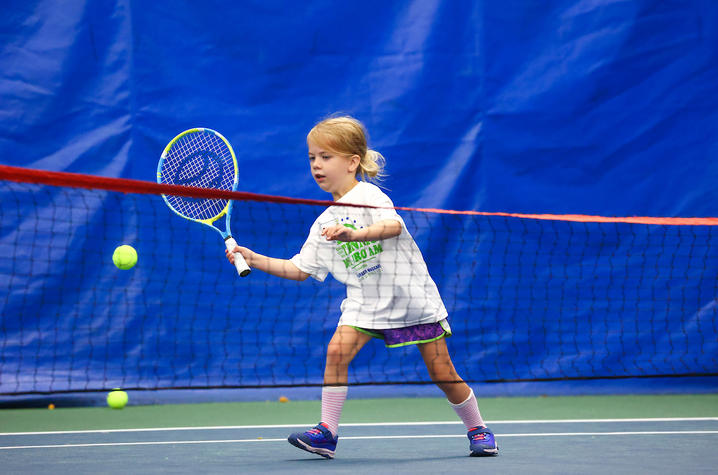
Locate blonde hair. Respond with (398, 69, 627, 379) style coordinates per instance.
(307, 116, 386, 182)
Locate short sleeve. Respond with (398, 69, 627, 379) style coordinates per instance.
(367, 186, 403, 224)
(290, 223, 329, 282)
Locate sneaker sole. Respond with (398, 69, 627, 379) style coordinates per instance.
(470, 447, 499, 457)
(288, 436, 335, 459)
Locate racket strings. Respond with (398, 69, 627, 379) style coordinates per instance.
(160, 131, 236, 221)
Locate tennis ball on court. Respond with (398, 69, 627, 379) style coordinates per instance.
(278, 396, 289, 403)
(107, 389, 128, 409)
(48, 403, 55, 410)
(113, 245, 137, 270)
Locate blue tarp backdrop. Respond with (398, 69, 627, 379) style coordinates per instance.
(1, 0, 717, 401)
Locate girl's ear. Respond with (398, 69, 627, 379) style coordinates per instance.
(348, 154, 360, 173)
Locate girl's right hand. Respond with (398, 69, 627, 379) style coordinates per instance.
(225, 245, 253, 266)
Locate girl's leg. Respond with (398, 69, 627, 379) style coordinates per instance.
(418, 337, 485, 429)
(321, 325, 372, 436)
(418, 337, 469, 403)
(324, 325, 373, 385)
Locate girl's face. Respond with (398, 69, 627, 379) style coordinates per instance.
(308, 140, 359, 200)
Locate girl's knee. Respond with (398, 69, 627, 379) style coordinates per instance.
(432, 370, 462, 384)
(326, 341, 349, 366)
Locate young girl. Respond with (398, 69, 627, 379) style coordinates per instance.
(226, 116, 498, 459)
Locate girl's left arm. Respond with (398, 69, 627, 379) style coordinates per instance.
(321, 219, 402, 242)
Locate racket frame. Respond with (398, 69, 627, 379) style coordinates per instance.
(157, 127, 250, 277)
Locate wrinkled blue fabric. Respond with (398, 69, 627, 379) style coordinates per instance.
(1, 1, 717, 396)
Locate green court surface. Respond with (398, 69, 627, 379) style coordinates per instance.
(1, 394, 717, 474)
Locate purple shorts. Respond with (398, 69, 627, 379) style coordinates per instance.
(353, 319, 452, 348)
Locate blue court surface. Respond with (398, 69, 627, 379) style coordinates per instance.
(2, 418, 717, 474)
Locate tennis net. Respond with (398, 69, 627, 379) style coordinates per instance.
(1, 165, 717, 395)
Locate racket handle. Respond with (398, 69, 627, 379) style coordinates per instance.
(224, 237, 251, 277)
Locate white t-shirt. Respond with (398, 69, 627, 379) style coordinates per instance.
(290, 181, 448, 329)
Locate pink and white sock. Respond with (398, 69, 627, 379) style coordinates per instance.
(449, 388, 485, 430)
(321, 386, 348, 436)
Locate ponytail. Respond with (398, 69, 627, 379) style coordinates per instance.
(357, 149, 386, 183)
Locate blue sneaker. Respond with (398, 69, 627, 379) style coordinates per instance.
(468, 426, 498, 456)
(288, 422, 338, 459)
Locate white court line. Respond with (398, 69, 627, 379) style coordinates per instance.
(1, 431, 718, 450)
(1, 417, 716, 437)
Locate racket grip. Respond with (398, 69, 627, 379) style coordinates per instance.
(224, 237, 251, 277)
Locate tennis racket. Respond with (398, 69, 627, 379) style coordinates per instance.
(157, 128, 251, 277)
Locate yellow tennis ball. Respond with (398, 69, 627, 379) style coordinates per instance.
(113, 245, 137, 270)
(278, 396, 289, 403)
(107, 389, 128, 409)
